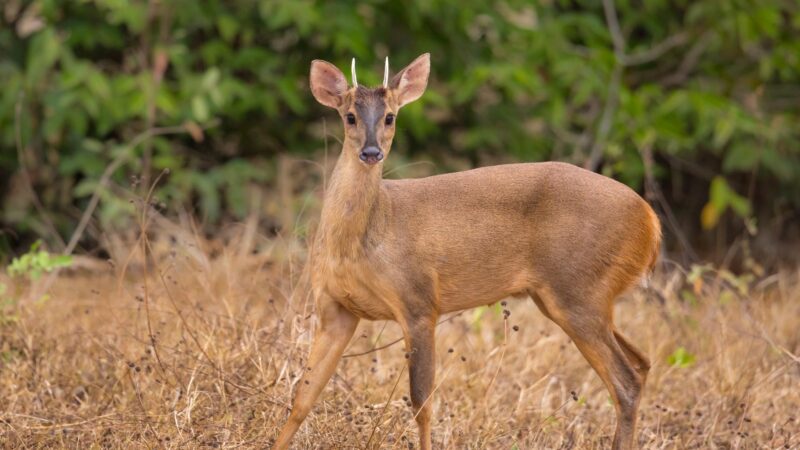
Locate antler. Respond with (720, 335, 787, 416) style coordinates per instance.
(350, 56, 390, 88)
(383, 57, 389, 88)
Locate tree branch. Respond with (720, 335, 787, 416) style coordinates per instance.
(660, 32, 713, 87)
(585, 64, 622, 171)
(585, 0, 626, 172)
(623, 32, 690, 66)
(587, 0, 695, 171)
(602, 0, 626, 58)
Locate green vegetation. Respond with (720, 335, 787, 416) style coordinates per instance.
(1, 239, 71, 325)
(7, 240, 72, 281)
(1, 0, 799, 258)
(666, 346, 696, 368)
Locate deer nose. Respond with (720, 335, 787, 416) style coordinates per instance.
(359, 146, 384, 165)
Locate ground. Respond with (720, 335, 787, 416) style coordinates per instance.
(0, 231, 798, 449)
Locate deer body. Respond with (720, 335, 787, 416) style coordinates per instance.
(315, 161, 658, 319)
(274, 54, 660, 450)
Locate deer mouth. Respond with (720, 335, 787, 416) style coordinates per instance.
(360, 153, 383, 165)
(359, 147, 384, 165)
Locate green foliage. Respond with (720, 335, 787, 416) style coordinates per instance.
(7, 240, 72, 281)
(701, 177, 752, 230)
(1, 0, 799, 250)
(1, 240, 68, 324)
(667, 347, 696, 368)
(685, 261, 760, 306)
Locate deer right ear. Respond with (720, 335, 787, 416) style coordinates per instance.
(310, 60, 348, 109)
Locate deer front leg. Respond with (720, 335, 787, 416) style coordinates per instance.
(404, 317, 437, 450)
(273, 296, 359, 449)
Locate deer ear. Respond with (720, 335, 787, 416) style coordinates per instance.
(390, 53, 430, 108)
(310, 60, 348, 109)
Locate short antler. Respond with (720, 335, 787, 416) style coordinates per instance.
(383, 57, 389, 88)
(351, 58, 358, 87)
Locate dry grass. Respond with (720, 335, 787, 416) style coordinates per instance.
(1, 225, 798, 449)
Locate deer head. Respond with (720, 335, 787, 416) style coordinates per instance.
(309, 53, 430, 166)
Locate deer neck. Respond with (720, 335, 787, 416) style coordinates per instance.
(318, 149, 385, 259)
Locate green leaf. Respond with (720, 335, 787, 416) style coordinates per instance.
(713, 112, 736, 148)
(7, 240, 72, 281)
(49, 255, 74, 268)
(191, 96, 210, 122)
(278, 77, 305, 114)
(723, 144, 759, 172)
(728, 194, 751, 218)
(667, 347, 696, 368)
(709, 176, 729, 211)
(217, 15, 239, 42)
(702, 177, 751, 229)
(761, 148, 795, 181)
(25, 28, 61, 86)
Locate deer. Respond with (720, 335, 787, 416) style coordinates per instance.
(273, 53, 661, 450)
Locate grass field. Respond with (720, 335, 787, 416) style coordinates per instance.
(1, 225, 798, 449)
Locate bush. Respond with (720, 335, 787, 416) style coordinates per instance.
(1, 0, 799, 256)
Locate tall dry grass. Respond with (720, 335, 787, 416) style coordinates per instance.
(0, 216, 798, 449)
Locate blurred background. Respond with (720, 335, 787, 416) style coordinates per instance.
(1, 3, 799, 448)
(1, 0, 799, 267)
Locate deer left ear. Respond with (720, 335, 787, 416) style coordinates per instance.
(390, 53, 430, 108)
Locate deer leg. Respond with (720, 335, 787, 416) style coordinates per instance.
(533, 291, 645, 450)
(273, 297, 359, 449)
(567, 324, 644, 450)
(613, 329, 650, 380)
(404, 317, 437, 450)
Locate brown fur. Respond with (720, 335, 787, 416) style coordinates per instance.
(273, 54, 661, 450)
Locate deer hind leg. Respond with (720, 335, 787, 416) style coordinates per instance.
(613, 329, 650, 380)
(532, 288, 646, 450)
(273, 297, 359, 449)
(403, 317, 436, 450)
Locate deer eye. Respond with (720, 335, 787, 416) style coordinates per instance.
(385, 114, 395, 126)
(346, 113, 356, 125)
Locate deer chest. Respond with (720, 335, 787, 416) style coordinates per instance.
(313, 257, 395, 320)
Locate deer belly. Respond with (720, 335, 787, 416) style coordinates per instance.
(435, 254, 535, 313)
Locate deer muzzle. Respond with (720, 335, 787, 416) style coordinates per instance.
(359, 146, 384, 165)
